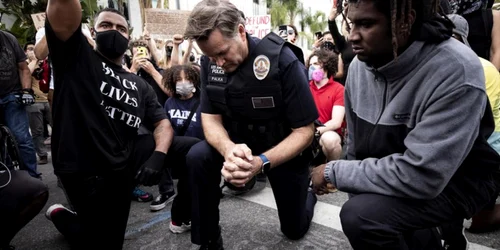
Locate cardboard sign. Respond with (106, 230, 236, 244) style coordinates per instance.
(245, 15, 271, 39)
(144, 9, 191, 39)
(31, 12, 46, 31)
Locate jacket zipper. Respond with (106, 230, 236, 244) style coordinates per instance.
(366, 71, 388, 156)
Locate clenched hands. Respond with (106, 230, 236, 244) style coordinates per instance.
(221, 144, 262, 187)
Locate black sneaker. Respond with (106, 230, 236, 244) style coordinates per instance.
(150, 192, 176, 211)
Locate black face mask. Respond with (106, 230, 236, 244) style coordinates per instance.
(95, 30, 129, 60)
(166, 46, 173, 57)
(321, 41, 335, 52)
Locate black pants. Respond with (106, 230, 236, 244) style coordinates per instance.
(0, 170, 48, 247)
(340, 174, 498, 250)
(54, 135, 199, 250)
(187, 140, 314, 245)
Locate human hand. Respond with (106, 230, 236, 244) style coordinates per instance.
(313, 37, 324, 49)
(140, 60, 157, 75)
(173, 34, 183, 46)
(27, 51, 37, 62)
(316, 126, 329, 136)
(329, 6, 338, 20)
(220, 144, 254, 183)
(222, 156, 262, 187)
(143, 27, 151, 41)
(130, 54, 147, 73)
(311, 164, 331, 195)
(135, 151, 166, 186)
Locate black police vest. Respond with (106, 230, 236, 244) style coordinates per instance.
(206, 33, 304, 154)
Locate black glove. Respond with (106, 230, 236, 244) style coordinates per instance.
(16, 89, 35, 106)
(135, 151, 167, 186)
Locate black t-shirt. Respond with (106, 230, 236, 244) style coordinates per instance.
(0, 31, 26, 97)
(46, 23, 167, 174)
(200, 35, 318, 130)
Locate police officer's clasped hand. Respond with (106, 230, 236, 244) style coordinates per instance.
(17, 89, 35, 106)
(311, 164, 331, 195)
(135, 151, 166, 186)
(221, 144, 256, 186)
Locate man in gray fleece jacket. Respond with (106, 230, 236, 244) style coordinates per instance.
(311, 0, 500, 249)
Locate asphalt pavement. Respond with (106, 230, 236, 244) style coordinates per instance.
(10, 159, 500, 250)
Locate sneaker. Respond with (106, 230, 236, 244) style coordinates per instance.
(38, 155, 48, 165)
(169, 220, 191, 234)
(45, 204, 76, 221)
(131, 187, 153, 202)
(150, 192, 176, 211)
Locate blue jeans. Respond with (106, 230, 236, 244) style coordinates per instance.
(0, 94, 39, 178)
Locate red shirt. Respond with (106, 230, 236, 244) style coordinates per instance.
(309, 77, 345, 135)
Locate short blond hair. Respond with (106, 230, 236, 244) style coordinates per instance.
(184, 0, 245, 41)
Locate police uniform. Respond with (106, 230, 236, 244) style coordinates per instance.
(186, 33, 319, 245)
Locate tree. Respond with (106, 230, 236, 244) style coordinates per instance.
(269, 0, 303, 28)
(0, 0, 100, 45)
(300, 9, 327, 44)
(0, 0, 48, 45)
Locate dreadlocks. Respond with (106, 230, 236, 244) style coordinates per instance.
(347, 0, 442, 59)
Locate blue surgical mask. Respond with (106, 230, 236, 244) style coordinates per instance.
(308, 65, 317, 81)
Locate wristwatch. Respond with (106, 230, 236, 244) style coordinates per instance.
(258, 154, 271, 174)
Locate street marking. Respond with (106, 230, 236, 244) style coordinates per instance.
(125, 211, 171, 238)
(238, 187, 496, 250)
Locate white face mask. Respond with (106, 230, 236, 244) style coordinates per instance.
(175, 82, 195, 97)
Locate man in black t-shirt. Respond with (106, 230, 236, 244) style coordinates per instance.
(183, 1, 319, 249)
(43, 1, 197, 249)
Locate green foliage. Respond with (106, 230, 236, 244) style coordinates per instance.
(0, 0, 47, 45)
(300, 10, 327, 45)
(269, 0, 328, 45)
(0, 0, 100, 45)
(269, 0, 303, 28)
(81, 0, 100, 26)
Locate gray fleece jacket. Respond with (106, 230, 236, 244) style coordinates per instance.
(325, 38, 500, 200)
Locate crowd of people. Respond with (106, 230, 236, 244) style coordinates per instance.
(1, 0, 500, 249)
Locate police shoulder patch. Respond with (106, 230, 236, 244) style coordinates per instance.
(253, 55, 270, 80)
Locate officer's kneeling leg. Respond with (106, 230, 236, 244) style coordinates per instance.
(267, 157, 312, 240)
(186, 140, 225, 245)
(340, 193, 458, 250)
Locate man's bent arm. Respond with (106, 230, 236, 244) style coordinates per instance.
(324, 106, 345, 132)
(153, 119, 174, 154)
(18, 62, 32, 89)
(34, 36, 49, 60)
(491, 10, 500, 71)
(264, 123, 315, 168)
(202, 113, 235, 157)
(47, 0, 82, 41)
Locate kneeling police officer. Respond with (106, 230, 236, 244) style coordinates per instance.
(184, 0, 319, 249)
